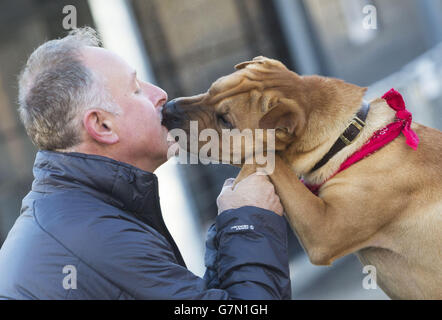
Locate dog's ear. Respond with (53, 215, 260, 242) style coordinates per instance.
(259, 98, 306, 145)
(235, 56, 289, 74)
(234, 56, 269, 70)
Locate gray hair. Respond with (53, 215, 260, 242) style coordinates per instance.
(18, 27, 120, 151)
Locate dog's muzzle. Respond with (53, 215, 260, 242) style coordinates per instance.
(161, 99, 187, 130)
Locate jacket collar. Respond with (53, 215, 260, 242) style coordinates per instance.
(32, 150, 187, 267)
(32, 150, 159, 215)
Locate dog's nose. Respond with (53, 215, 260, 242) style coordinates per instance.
(161, 99, 185, 130)
(163, 99, 178, 114)
(162, 99, 179, 120)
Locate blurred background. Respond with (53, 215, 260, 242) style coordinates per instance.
(0, 0, 441, 299)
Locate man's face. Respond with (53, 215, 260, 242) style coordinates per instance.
(81, 47, 169, 169)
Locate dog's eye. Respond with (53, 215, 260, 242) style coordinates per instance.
(217, 114, 233, 129)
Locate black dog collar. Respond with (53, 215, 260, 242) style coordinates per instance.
(309, 101, 370, 173)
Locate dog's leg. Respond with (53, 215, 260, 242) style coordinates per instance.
(268, 155, 398, 265)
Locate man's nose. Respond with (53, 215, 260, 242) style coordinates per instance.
(145, 82, 168, 108)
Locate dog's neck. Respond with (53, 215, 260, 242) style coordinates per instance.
(283, 77, 396, 185)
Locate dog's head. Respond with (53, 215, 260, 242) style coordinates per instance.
(162, 57, 309, 163)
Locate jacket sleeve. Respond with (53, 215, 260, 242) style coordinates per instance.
(204, 206, 291, 300)
(103, 206, 290, 300)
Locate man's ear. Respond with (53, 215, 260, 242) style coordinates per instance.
(83, 109, 119, 145)
(259, 98, 306, 146)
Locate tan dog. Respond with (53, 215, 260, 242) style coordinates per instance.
(162, 57, 442, 299)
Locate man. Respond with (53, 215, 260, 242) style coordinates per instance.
(0, 27, 291, 299)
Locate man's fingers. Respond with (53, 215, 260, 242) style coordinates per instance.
(233, 174, 273, 197)
(219, 178, 235, 194)
(275, 201, 284, 216)
(235, 172, 270, 189)
(217, 178, 235, 208)
(223, 178, 235, 187)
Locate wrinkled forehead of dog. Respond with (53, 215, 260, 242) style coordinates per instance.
(206, 56, 292, 103)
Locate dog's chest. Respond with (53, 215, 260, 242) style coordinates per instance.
(356, 247, 428, 299)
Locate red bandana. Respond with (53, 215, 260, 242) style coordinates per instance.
(304, 89, 419, 196)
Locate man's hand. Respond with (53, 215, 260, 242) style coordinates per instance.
(216, 173, 284, 216)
